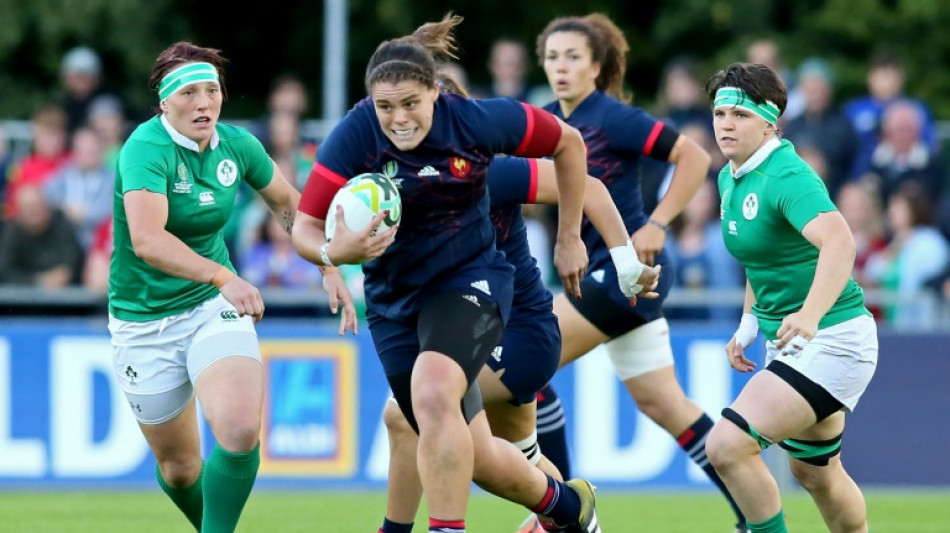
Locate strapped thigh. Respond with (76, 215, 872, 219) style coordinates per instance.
(721, 407, 775, 450)
(779, 434, 843, 466)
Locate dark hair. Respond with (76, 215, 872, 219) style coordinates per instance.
(892, 181, 933, 227)
(365, 13, 462, 94)
(870, 50, 904, 71)
(704, 62, 788, 116)
(536, 13, 630, 103)
(148, 42, 228, 101)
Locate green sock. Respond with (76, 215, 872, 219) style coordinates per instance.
(202, 443, 261, 533)
(748, 509, 788, 532)
(156, 463, 204, 531)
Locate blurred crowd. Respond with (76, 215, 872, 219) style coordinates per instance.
(3, 40, 950, 328)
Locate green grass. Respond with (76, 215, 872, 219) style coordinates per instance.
(0, 489, 945, 532)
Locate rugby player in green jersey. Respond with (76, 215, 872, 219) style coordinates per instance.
(704, 63, 877, 533)
(108, 42, 300, 532)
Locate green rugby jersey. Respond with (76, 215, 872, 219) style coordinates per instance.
(718, 138, 869, 339)
(109, 115, 273, 321)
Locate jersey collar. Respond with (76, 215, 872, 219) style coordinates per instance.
(160, 114, 220, 152)
(730, 136, 781, 180)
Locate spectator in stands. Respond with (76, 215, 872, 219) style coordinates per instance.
(87, 94, 128, 170)
(240, 214, 322, 289)
(0, 185, 83, 287)
(43, 127, 114, 248)
(83, 216, 112, 292)
(866, 182, 949, 328)
(265, 112, 311, 189)
(0, 125, 11, 219)
(844, 52, 937, 177)
(783, 58, 859, 200)
(665, 178, 744, 321)
(654, 57, 712, 132)
(4, 105, 70, 218)
(745, 37, 804, 121)
(837, 181, 888, 287)
(253, 75, 309, 144)
(478, 38, 552, 106)
(60, 46, 111, 135)
(867, 99, 943, 204)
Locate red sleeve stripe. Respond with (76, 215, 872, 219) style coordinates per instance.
(513, 102, 536, 156)
(527, 158, 539, 204)
(513, 103, 562, 158)
(299, 163, 347, 219)
(642, 121, 665, 156)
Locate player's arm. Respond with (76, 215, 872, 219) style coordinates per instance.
(295, 164, 395, 267)
(533, 159, 659, 300)
(256, 160, 300, 235)
(775, 211, 855, 349)
(124, 189, 263, 320)
(727, 280, 759, 372)
(650, 134, 711, 233)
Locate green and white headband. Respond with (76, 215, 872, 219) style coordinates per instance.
(158, 62, 220, 101)
(713, 87, 780, 125)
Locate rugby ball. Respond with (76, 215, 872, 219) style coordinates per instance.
(325, 172, 402, 240)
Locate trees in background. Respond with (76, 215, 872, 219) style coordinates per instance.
(3, 0, 950, 120)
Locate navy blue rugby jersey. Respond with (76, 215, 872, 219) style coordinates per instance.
(543, 90, 678, 270)
(487, 157, 552, 315)
(301, 93, 563, 319)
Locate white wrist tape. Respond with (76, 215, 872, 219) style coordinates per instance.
(734, 313, 759, 348)
(609, 240, 644, 298)
(320, 242, 335, 268)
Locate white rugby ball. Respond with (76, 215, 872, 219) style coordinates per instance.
(325, 172, 402, 240)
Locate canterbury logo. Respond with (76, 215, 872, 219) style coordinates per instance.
(220, 310, 239, 321)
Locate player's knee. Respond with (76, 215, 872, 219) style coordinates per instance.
(411, 385, 458, 426)
(706, 410, 770, 470)
(788, 459, 836, 493)
(214, 420, 261, 453)
(157, 455, 202, 487)
(383, 399, 414, 438)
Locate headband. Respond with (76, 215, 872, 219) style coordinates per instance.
(158, 62, 219, 101)
(713, 87, 780, 125)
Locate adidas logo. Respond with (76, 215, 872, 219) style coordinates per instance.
(470, 280, 491, 295)
(490, 346, 503, 362)
(462, 294, 480, 306)
(418, 165, 439, 177)
(591, 270, 605, 283)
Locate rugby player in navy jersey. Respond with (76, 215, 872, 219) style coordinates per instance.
(536, 14, 748, 533)
(379, 153, 661, 533)
(293, 14, 602, 533)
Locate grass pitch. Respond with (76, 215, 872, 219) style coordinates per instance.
(0, 489, 945, 532)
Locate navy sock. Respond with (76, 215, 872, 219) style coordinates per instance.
(536, 384, 571, 479)
(529, 474, 580, 528)
(679, 413, 746, 527)
(379, 517, 413, 533)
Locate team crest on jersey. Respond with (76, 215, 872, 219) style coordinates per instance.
(742, 193, 759, 220)
(174, 164, 192, 194)
(449, 157, 470, 178)
(217, 159, 237, 187)
(381, 160, 399, 178)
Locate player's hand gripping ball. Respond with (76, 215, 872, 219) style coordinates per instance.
(325, 172, 402, 240)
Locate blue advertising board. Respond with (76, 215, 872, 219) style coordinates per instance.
(0, 318, 945, 488)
